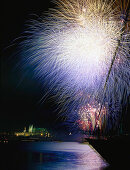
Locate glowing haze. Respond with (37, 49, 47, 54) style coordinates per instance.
(21, 0, 129, 134)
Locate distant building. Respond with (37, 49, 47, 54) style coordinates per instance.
(24, 127, 26, 133)
(14, 125, 51, 137)
(28, 125, 33, 133)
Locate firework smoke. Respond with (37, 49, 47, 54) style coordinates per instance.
(21, 0, 129, 134)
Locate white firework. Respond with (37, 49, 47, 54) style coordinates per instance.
(20, 0, 129, 132)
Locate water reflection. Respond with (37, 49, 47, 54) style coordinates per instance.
(21, 142, 108, 170)
(1, 142, 109, 170)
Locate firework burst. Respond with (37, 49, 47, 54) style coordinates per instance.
(20, 0, 129, 134)
(77, 100, 107, 132)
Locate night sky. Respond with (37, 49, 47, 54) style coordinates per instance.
(1, 0, 130, 134)
(1, 0, 62, 132)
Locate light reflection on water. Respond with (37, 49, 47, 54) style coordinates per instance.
(1, 142, 109, 170)
(20, 142, 108, 170)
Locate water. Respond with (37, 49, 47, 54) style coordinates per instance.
(1, 142, 108, 170)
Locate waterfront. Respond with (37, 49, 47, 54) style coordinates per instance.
(0, 141, 108, 170)
(87, 135, 130, 169)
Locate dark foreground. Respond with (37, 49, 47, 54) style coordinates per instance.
(87, 135, 130, 169)
(0, 141, 108, 170)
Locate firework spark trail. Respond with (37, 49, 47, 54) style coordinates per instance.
(98, 0, 130, 119)
(20, 0, 130, 133)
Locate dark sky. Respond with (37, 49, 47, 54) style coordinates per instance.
(1, 0, 62, 132)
